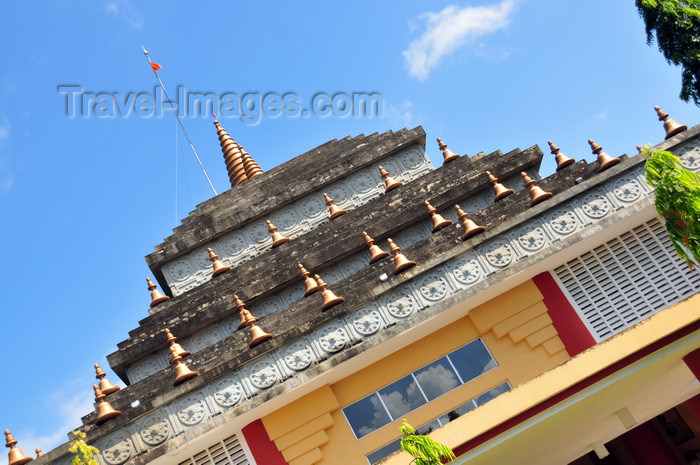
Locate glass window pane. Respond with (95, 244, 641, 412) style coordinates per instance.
(438, 400, 476, 425)
(414, 357, 460, 401)
(474, 382, 511, 406)
(379, 374, 427, 419)
(415, 419, 441, 436)
(449, 339, 496, 383)
(366, 438, 401, 464)
(343, 393, 391, 438)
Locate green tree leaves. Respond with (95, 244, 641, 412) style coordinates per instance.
(399, 420, 455, 465)
(69, 431, 99, 465)
(635, 0, 700, 105)
(644, 148, 700, 268)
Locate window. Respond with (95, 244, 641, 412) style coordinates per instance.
(343, 338, 496, 439)
(366, 382, 512, 464)
(178, 434, 249, 465)
(554, 219, 700, 340)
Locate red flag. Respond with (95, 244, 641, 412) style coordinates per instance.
(150, 62, 162, 72)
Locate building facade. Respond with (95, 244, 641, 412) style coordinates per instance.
(8, 114, 700, 465)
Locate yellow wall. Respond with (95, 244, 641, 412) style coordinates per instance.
(261, 279, 569, 465)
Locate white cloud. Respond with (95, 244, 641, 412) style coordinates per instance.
(0, 115, 9, 141)
(386, 100, 419, 128)
(104, 0, 144, 29)
(12, 377, 95, 456)
(403, 0, 517, 80)
(0, 116, 13, 193)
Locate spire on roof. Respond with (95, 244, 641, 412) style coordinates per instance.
(147, 277, 170, 308)
(437, 137, 460, 164)
(93, 385, 121, 425)
(315, 274, 345, 311)
(425, 200, 452, 233)
(5, 430, 32, 465)
(207, 248, 231, 277)
(378, 166, 403, 192)
(548, 140, 575, 171)
(324, 193, 347, 220)
(213, 120, 248, 187)
(654, 106, 687, 140)
(165, 328, 191, 361)
(298, 263, 320, 296)
(588, 139, 620, 172)
(521, 172, 552, 206)
(240, 144, 264, 179)
(362, 231, 389, 264)
(455, 205, 485, 240)
(486, 171, 514, 201)
(388, 238, 416, 274)
(94, 363, 120, 395)
(267, 220, 290, 248)
(234, 295, 273, 347)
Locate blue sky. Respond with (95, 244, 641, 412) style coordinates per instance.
(0, 0, 697, 460)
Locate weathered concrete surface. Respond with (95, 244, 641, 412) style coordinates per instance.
(86, 150, 631, 438)
(146, 128, 427, 273)
(108, 143, 547, 380)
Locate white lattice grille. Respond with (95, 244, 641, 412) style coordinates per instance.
(178, 434, 250, 465)
(554, 218, 700, 341)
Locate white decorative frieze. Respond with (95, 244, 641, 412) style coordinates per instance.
(678, 139, 700, 170)
(68, 140, 700, 465)
(161, 145, 434, 297)
(97, 161, 698, 465)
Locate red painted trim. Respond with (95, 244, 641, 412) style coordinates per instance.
(621, 421, 683, 465)
(452, 319, 700, 458)
(684, 394, 700, 420)
(241, 419, 288, 465)
(682, 348, 700, 379)
(533, 271, 596, 356)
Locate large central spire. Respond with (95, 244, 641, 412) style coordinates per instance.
(213, 120, 263, 187)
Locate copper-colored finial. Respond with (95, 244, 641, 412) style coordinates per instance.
(5, 430, 32, 465)
(387, 238, 416, 274)
(240, 145, 264, 179)
(34, 449, 43, 458)
(437, 137, 460, 164)
(247, 323, 274, 348)
(213, 120, 248, 187)
(378, 166, 403, 192)
(454, 205, 485, 239)
(94, 363, 120, 395)
(146, 277, 170, 308)
(170, 353, 199, 387)
(165, 328, 191, 362)
(654, 106, 687, 139)
(548, 140, 575, 171)
(233, 295, 272, 347)
(323, 193, 347, 220)
(362, 231, 390, 264)
(298, 263, 320, 296)
(521, 172, 552, 206)
(234, 294, 259, 330)
(486, 171, 514, 201)
(207, 248, 231, 277)
(588, 139, 620, 172)
(93, 385, 122, 425)
(314, 274, 345, 311)
(266, 220, 291, 248)
(425, 200, 452, 232)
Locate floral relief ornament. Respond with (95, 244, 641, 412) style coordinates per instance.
(249, 361, 278, 389)
(352, 307, 383, 335)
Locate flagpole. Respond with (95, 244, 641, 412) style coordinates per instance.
(141, 45, 218, 195)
